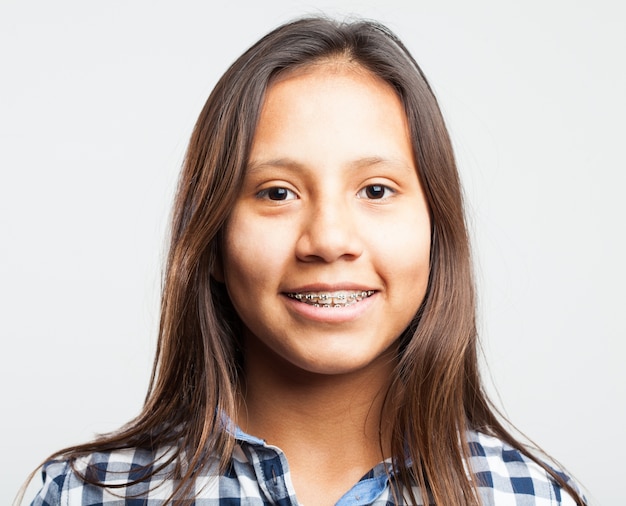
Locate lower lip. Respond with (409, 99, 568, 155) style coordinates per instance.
(282, 292, 376, 323)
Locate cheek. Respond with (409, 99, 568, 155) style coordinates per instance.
(222, 213, 289, 293)
(224, 227, 260, 286)
(380, 217, 431, 300)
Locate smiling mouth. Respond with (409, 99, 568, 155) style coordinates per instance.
(286, 290, 375, 308)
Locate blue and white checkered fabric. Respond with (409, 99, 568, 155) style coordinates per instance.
(29, 430, 583, 505)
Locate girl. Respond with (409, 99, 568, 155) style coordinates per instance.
(25, 16, 586, 505)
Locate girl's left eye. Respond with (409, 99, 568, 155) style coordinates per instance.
(256, 187, 297, 201)
(357, 184, 395, 200)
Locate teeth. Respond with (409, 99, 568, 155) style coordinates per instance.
(287, 290, 375, 307)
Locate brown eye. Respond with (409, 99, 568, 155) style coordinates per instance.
(268, 188, 289, 200)
(357, 184, 394, 200)
(257, 187, 297, 201)
(366, 185, 385, 199)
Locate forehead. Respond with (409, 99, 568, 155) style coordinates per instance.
(256, 61, 408, 136)
(247, 60, 415, 179)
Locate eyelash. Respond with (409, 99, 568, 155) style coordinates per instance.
(356, 184, 395, 200)
(256, 187, 297, 201)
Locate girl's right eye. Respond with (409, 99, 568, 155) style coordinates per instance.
(256, 187, 297, 201)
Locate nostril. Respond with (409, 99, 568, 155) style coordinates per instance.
(295, 211, 363, 263)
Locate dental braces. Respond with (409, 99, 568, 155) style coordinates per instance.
(287, 290, 375, 308)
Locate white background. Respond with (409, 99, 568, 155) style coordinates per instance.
(1, 1, 624, 504)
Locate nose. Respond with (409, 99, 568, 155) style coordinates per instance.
(295, 201, 364, 263)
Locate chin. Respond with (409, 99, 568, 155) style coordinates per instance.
(291, 350, 396, 378)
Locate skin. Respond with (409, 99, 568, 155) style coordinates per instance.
(216, 62, 431, 505)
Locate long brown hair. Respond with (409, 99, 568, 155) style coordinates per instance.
(26, 16, 585, 505)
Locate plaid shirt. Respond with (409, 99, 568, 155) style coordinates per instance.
(30, 429, 583, 505)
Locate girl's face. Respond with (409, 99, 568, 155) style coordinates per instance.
(218, 64, 431, 377)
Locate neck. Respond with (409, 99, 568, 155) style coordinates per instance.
(236, 338, 399, 505)
(237, 338, 397, 465)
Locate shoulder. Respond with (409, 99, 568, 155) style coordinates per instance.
(466, 430, 585, 505)
(29, 446, 182, 505)
(29, 459, 72, 505)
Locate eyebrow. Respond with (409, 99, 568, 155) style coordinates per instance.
(246, 156, 415, 174)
